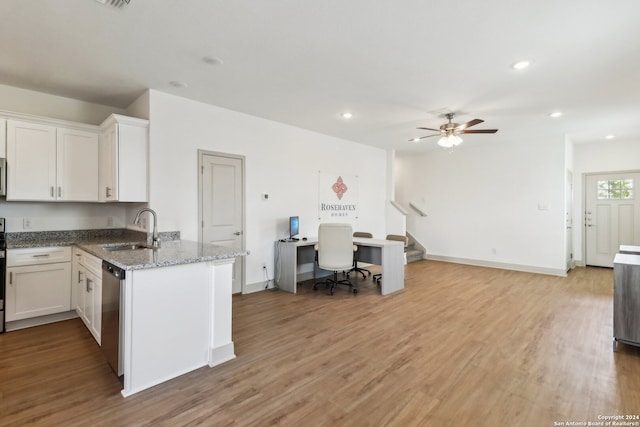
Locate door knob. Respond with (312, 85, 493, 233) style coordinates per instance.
(233, 231, 243, 236)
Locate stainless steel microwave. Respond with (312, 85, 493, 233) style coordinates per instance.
(0, 158, 5, 196)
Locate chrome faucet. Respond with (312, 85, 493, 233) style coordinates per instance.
(134, 208, 159, 248)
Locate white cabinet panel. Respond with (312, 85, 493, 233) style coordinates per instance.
(6, 120, 57, 200)
(6, 262, 72, 321)
(57, 128, 99, 201)
(74, 248, 103, 344)
(6, 120, 99, 201)
(0, 118, 6, 156)
(99, 114, 148, 202)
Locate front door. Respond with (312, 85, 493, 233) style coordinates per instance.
(585, 172, 640, 267)
(200, 151, 245, 293)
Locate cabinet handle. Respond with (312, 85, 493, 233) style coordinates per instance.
(50, 186, 54, 197)
(9, 272, 13, 285)
(32, 253, 51, 258)
(58, 186, 62, 198)
(106, 187, 112, 198)
(78, 271, 84, 283)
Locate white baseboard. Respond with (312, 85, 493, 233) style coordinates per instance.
(6, 310, 79, 332)
(209, 342, 236, 367)
(426, 255, 567, 277)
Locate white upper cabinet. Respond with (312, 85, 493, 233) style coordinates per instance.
(6, 119, 99, 201)
(6, 120, 57, 200)
(99, 114, 148, 202)
(0, 118, 6, 156)
(57, 128, 99, 201)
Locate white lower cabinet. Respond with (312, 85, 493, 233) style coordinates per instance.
(74, 248, 103, 344)
(6, 247, 72, 321)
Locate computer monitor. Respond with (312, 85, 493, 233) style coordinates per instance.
(289, 216, 299, 241)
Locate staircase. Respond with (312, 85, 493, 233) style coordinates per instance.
(405, 233, 425, 263)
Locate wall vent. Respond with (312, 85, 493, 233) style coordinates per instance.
(95, 0, 131, 8)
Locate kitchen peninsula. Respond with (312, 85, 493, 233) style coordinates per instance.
(7, 231, 247, 397)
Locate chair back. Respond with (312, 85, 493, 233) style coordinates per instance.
(317, 223, 354, 271)
(386, 234, 408, 246)
(353, 231, 373, 238)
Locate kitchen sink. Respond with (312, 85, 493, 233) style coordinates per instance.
(102, 244, 154, 252)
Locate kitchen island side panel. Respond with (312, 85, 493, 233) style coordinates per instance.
(122, 262, 210, 397)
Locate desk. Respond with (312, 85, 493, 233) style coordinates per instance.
(276, 237, 405, 295)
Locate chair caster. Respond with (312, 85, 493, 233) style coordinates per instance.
(353, 288, 358, 294)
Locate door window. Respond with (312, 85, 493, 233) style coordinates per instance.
(597, 179, 634, 200)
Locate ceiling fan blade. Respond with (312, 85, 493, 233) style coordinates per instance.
(417, 127, 442, 132)
(461, 129, 498, 134)
(456, 119, 484, 130)
(409, 134, 440, 141)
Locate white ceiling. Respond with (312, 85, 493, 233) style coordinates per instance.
(1, 0, 639, 152)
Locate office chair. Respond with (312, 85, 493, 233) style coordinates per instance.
(313, 223, 358, 295)
(347, 231, 373, 279)
(373, 234, 407, 284)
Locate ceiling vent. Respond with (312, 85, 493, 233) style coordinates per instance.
(95, 0, 131, 8)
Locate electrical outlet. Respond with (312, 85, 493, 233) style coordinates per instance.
(107, 217, 114, 227)
(23, 218, 32, 229)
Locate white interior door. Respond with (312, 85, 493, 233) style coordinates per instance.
(585, 172, 640, 267)
(200, 152, 244, 293)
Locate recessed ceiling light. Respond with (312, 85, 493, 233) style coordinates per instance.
(548, 111, 563, 118)
(605, 134, 615, 140)
(341, 112, 353, 119)
(202, 56, 224, 66)
(411, 138, 420, 142)
(169, 81, 188, 88)
(511, 60, 532, 70)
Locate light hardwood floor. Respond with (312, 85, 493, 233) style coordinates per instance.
(1, 261, 639, 426)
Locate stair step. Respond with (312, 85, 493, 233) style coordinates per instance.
(405, 248, 424, 263)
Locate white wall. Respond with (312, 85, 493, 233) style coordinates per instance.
(146, 90, 388, 289)
(396, 134, 567, 275)
(0, 85, 131, 232)
(573, 139, 640, 264)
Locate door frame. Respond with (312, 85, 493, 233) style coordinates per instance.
(582, 169, 640, 267)
(197, 149, 246, 293)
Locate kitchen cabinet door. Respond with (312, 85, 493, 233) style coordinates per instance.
(6, 120, 57, 201)
(57, 128, 99, 201)
(83, 268, 102, 345)
(6, 262, 72, 321)
(99, 114, 148, 202)
(0, 118, 6, 156)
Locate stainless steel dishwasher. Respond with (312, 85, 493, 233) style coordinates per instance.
(102, 261, 125, 380)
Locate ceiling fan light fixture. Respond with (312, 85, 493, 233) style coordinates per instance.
(438, 134, 462, 148)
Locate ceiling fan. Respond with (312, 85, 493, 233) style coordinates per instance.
(411, 113, 498, 148)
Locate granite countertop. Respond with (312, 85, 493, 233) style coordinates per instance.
(6, 229, 248, 271)
(80, 240, 248, 271)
